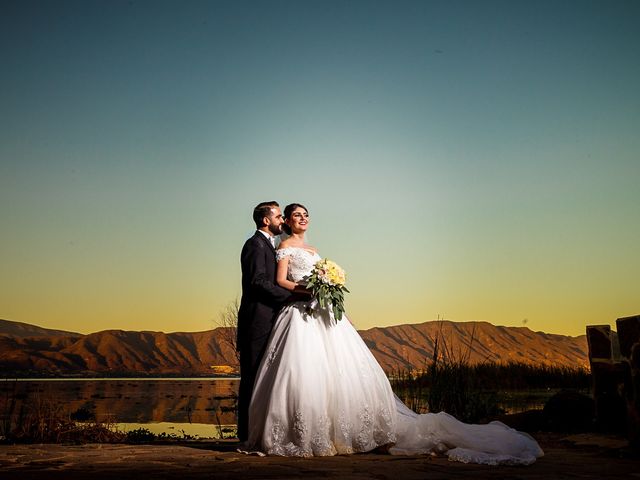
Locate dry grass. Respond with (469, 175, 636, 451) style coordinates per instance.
(1, 381, 124, 443)
(389, 326, 590, 422)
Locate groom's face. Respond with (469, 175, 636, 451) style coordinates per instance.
(265, 207, 284, 235)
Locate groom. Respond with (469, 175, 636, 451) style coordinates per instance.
(236, 201, 294, 443)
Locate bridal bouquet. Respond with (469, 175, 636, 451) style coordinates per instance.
(305, 258, 350, 321)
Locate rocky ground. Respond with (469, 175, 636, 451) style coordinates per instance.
(0, 433, 637, 479)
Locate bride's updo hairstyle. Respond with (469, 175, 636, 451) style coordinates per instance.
(282, 203, 308, 235)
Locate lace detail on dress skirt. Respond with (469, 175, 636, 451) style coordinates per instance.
(311, 415, 336, 456)
(270, 420, 285, 455)
(293, 411, 308, 445)
(354, 405, 373, 451)
(350, 405, 396, 452)
(337, 410, 354, 453)
(268, 413, 337, 457)
(267, 404, 395, 457)
(374, 407, 397, 446)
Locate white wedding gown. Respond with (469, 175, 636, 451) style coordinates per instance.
(247, 247, 543, 465)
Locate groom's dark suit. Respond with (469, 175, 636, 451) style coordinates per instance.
(237, 231, 293, 442)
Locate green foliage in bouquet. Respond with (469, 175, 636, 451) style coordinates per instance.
(305, 258, 350, 321)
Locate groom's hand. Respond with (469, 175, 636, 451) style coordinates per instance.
(290, 285, 312, 302)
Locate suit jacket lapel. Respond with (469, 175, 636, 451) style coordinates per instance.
(255, 231, 276, 252)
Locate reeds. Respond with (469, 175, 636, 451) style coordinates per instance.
(0, 381, 124, 443)
(389, 327, 590, 422)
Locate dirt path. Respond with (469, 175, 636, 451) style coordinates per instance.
(0, 433, 636, 479)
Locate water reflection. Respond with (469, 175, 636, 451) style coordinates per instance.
(2, 378, 558, 439)
(2, 378, 239, 438)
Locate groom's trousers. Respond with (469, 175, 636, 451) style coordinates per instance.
(237, 334, 270, 442)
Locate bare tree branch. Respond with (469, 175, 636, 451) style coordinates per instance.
(215, 299, 240, 364)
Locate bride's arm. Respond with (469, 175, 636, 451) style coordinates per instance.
(276, 256, 310, 294)
(276, 257, 298, 291)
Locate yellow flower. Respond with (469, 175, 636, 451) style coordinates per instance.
(306, 257, 350, 321)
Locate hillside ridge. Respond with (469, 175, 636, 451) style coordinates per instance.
(0, 319, 588, 375)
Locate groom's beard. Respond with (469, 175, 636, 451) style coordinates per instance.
(268, 224, 282, 236)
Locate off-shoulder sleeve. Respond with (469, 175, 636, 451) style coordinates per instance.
(276, 247, 295, 261)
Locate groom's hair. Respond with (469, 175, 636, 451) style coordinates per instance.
(253, 201, 280, 228)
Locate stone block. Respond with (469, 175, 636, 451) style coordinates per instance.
(616, 315, 640, 449)
(586, 325, 626, 434)
(587, 325, 613, 362)
(617, 315, 640, 359)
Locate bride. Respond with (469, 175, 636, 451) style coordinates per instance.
(247, 203, 543, 465)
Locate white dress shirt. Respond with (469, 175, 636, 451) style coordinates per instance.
(258, 230, 276, 248)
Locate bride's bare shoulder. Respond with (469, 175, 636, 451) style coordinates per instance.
(278, 238, 294, 249)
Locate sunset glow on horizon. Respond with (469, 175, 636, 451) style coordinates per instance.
(1, 0, 638, 337)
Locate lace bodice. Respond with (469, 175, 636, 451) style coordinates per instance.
(276, 247, 321, 283)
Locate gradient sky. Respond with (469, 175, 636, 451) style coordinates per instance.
(1, 0, 638, 337)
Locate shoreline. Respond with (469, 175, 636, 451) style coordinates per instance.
(1, 376, 240, 381)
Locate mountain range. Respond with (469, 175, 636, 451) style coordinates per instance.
(0, 318, 588, 376)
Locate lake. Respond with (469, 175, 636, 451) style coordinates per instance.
(1, 378, 239, 439)
(1, 378, 563, 439)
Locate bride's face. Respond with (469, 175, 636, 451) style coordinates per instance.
(286, 207, 309, 234)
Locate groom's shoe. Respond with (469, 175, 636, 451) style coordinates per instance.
(236, 441, 266, 456)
